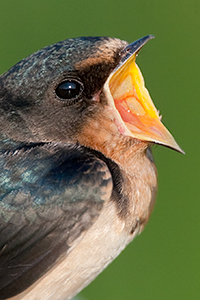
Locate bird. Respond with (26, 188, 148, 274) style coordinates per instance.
(0, 35, 182, 300)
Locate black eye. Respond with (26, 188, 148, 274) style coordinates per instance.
(55, 80, 83, 100)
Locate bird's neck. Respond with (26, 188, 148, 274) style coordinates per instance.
(77, 114, 150, 175)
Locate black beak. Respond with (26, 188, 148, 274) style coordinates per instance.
(115, 35, 155, 72)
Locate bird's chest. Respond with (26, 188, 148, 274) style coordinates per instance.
(60, 154, 158, 300)
(13, 150, 157, 300)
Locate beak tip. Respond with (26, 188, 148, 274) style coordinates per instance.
(148, 34, 155, 40)
(177, 146, 185, 155)
(162, 140, 185, 154)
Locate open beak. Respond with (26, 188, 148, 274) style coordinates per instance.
(104, 35, 184, 153)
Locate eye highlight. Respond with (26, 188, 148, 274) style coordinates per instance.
(55, 80, 83, 101)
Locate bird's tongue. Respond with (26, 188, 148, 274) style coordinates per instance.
(108, 54, 183, 153)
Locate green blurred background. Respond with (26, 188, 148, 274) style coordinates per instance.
(0, 1, 199, 299)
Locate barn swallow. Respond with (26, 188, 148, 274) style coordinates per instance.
(0, 35, 183, 300)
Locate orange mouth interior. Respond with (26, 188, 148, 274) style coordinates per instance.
(108, 54, 183, 153)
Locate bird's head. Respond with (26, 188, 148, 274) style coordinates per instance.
(0, 35, 183, 160)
